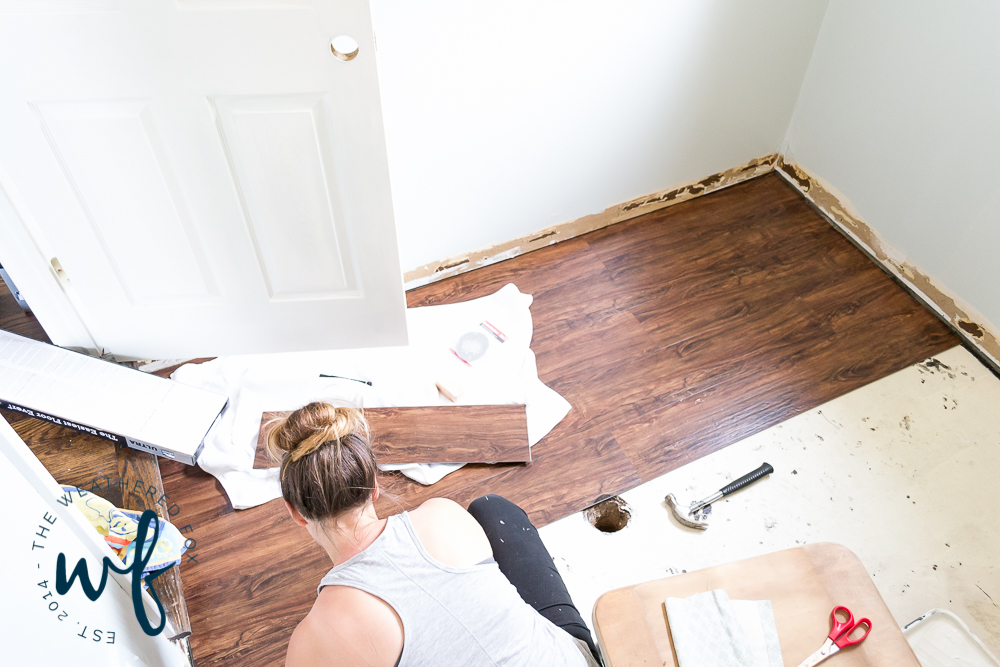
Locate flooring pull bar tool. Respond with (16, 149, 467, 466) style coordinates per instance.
(666, 462, 774, 530)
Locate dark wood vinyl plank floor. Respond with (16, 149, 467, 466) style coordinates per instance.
(4, 173, 959, 665)
(159, 174, 957, 666)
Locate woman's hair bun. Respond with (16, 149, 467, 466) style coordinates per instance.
(266, 402, 369, 463)
(265, 402, 377, 522)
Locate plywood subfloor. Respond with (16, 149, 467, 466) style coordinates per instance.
(4, 173, 960, 665)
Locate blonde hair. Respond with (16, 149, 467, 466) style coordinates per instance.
(265, 402, 377, 521)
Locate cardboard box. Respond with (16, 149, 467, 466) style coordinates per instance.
(0, 330, 226, 465)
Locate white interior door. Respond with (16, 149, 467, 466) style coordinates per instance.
(0, 0, 407, 359)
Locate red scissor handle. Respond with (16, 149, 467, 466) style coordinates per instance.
(829, 606, 872, 648)
(829, 606, 855, 639)
(835, 617, 872, 648)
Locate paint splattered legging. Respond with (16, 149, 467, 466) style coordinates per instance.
(467, 495, 601, 663)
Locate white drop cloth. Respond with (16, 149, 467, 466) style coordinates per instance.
(170, 284, 571, 510)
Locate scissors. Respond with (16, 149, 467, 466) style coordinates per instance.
(797, 606, 872, 667)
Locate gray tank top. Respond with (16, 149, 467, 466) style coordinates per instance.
(317, 512, 589, 667)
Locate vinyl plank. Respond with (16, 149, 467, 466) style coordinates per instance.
(446, 426, 641, 527)
(613, 286, 957, 479)
(254, 405, 531, 468)
(526, 195, 865, 431)
(536, 310, 656, 425)
(585, 175, 808, 274)
(559, 252, 946, 435)
(387, 409, 641, 527)
(405, 236, 608, 308)
(590, 180, 868, 345)
(6, 415, 125, 505)
(564, 269, 886, 426)
(521, 265, 662, 423)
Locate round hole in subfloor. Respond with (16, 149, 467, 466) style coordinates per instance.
(331, 35, 360, 61)
(585, 496, 631, 533)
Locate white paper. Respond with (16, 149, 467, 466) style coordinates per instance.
(665, 590, 783, 667)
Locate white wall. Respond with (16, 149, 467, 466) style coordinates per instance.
(784, 0, 1000, 333)
(372, 0, 830, 272)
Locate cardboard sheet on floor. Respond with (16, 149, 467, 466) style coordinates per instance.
(253, 405, 530, 468)
(593, 544, 921, 666)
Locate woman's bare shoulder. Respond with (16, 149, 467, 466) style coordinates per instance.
(407, 498, 493, 567)
(410, 496, 470, 518)
(286, 585, 403, 667)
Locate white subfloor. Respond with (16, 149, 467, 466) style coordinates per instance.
(538, 345, 1000, 655)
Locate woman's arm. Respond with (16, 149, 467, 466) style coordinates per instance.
(287, 585, 404, 667)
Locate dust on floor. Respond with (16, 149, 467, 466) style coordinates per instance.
(538, 345, 1000, 655)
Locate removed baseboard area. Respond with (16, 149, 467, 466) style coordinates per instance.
(402, 154, 779, 290)
(775, 156, 1000, 375)
(403, 150, 997, 375)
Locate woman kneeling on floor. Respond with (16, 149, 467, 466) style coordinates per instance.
(268, 402, 601, 667)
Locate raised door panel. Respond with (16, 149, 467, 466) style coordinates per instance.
(33, 100, 216, 305)
(213, 94, 358, 301)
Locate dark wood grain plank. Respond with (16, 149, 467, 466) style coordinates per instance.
(371, 405, 645, 525)
(553, 259, 925, 434)
(404, 236, 608, 308)
(586, 174, 871, 345)
(253, 405, 531, 468)
(8, 416, 125, 505)
(613, 277, 956, 478)
(425, 412, 642, 527)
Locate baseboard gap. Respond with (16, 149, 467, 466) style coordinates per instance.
(774, 157, 1000, 380)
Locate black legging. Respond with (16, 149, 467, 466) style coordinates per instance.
(467, 495, 600, 663)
